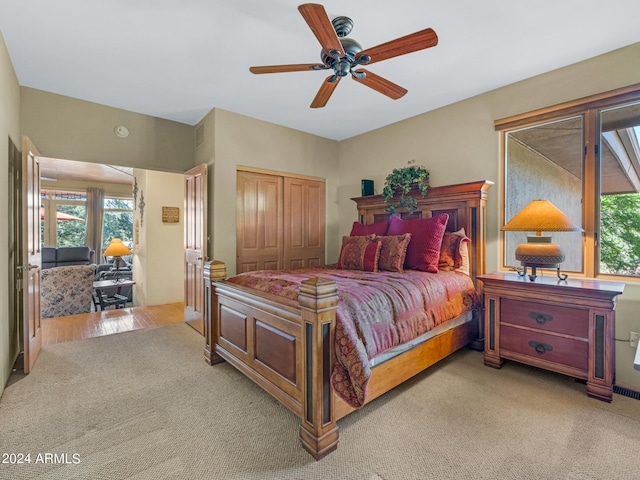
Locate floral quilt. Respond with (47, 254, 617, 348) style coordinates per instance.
(227, 268, 480, 408)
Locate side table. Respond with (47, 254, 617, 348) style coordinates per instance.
(479, 272, 625, 402)
(93, 279, 136, 311)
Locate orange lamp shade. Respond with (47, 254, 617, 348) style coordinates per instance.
(103, 238, 132, 257)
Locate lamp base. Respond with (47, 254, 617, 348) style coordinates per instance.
(515, 236, 568, 281)
(517, 264, 568, 282)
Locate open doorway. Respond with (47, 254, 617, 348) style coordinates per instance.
(38, 156, 185, 344)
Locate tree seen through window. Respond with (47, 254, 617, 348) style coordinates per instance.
(102, 198, 134, 250)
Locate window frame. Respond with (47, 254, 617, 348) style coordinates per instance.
(41, 189, 87, 247)
(101, 196, 134, 252)
(495, 82, 640, 280)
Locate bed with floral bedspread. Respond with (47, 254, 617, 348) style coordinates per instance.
(204, 180, 492, 460)
(227, 267, 480, 408)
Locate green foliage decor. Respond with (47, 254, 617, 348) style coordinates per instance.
(600, 193, 640, 275)
(381, 164, 429, 214)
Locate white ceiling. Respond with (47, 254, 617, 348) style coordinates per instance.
(1, 1, 640, 141)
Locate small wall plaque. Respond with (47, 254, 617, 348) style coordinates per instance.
(162, 206, 179, 223)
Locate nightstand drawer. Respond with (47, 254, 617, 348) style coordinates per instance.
(500, 325, 589, 371)
(501, 298, 588, 338)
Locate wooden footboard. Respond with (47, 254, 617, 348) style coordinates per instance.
(204, 264, 340, 458)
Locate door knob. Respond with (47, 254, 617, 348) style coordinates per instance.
(16, 264, 39, 271)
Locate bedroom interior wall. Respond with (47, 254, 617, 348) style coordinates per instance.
(337, 41, 640, 389)
(0, 31, 21, 396)
(20, 87, 195, 173)
(136, 169, 184, 306)
(196, 108, 340, 277)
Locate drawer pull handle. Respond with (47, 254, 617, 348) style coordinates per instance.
(529, 311, 553, 324)
(528, 341, 553, 354)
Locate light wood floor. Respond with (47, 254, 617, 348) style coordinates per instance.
(42, 302, 186, 345)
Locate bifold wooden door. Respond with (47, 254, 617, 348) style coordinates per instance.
(236, 169, 325, 274)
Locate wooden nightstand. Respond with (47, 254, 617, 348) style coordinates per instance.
(479, 272, 625, 402)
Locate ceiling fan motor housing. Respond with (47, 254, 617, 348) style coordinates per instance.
(321, 37, 363, 69)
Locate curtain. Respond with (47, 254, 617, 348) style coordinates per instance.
(85, 187, 104, 261)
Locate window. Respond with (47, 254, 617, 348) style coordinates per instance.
(41, 190, 134, 252)
(102, 197, 134, 251)
(41, 190, 87, 247)
(497, 85, 640, 279)
(598, 105, 640, 275)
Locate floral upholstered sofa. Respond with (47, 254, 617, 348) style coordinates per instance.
(41, 265, 95, 318)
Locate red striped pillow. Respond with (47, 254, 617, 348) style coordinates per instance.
(337, 236, 382, 272)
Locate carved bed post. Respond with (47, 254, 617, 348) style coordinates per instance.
(203, 260, 227, 365)
(298, 277, 339, 460)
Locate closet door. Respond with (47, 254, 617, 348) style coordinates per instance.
(283, 177, 325, 269)
(236, 171, 283, 273)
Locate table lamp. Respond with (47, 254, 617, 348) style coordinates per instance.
(501, 199, 583, 281)
(103, 238, 132, 282)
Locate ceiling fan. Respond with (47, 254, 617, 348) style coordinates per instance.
(249, 3, 438, 108)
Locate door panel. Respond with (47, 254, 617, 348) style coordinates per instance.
(184, 164, 208, 334)
(22, 136, 42, 373)
(236, 171, 283, 273)
(283, 177, 325, 269)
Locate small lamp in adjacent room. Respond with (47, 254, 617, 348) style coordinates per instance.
(103, 238, 132, 282)
(501, 200, 584, 281)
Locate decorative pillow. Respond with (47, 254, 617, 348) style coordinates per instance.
(457, 237, 471, 276)
(439, 228, 471, 275)
(337, 236, 382, 272)
(387, 214, 449, 273)
(376, 234, 412, 272)
(350, 220, 389, 236)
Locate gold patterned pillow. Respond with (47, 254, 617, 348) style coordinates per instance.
(376, 234, 412, 272)
(439, 228, 471, 275)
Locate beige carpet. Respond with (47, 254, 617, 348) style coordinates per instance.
(1, 323, 639, 480)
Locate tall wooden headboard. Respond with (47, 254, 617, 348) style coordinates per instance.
(351, 180, 493, 286)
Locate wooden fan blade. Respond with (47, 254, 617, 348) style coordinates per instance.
(353, 69, 407, 100)
(310, 76, 341, 108)
(250, 64, 327, 74)
(298, 3, 343, 57)
(357, 28, 438, 65)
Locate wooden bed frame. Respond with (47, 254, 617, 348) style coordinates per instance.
(203, 180, 492, 459)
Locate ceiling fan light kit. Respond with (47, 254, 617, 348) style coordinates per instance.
(250, 3, 438, 108)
